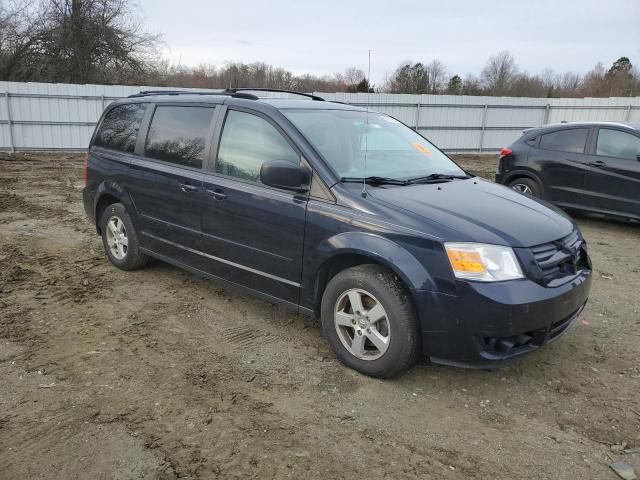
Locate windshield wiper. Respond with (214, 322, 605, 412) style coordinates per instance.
(341, 176, 408, 186)
(406, 173, 471, 184)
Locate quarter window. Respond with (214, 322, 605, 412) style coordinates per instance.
(94, 103, 147, 153)
(539, 129, 589, 154)
(144, 106, 215, 169)
(216, 111, 299, 182)
(596, 129, 640, 160)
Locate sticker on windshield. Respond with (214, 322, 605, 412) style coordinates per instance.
(412, 142, 432, 156)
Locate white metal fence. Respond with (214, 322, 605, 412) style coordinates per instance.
(1, 81, 639, 153)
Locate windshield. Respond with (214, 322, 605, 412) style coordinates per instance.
(282, 109, 465, 180)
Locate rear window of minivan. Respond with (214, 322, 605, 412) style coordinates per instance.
(93, 103, 147, 153)
(144, 106, 215, 169)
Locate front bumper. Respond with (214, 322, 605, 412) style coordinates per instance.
(414, 268, 592, 368)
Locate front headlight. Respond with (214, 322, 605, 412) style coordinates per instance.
(445, 243, 524, 282)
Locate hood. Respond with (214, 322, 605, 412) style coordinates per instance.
(361, 178, 574, 247)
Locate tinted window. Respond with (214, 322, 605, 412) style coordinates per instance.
(597, 129, 640, 159)
(539, 128, 588, 154)
(94, 103, 146, 153)
(216, 111, 299, 182)
(144, 106, 214, 168)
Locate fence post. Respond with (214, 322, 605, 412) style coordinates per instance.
(544, 103, 551, 125)
(625, 104, 632, 121)
(479, 104, 488, 153)
(4, 92, 15, 152)
(415, 102, 421, 131)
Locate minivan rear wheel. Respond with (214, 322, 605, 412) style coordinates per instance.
(99, 203, 148, 270)
(509, 177, 540, 197)
(320, 265, 418, 378)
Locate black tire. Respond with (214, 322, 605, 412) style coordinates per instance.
(99, 202, 148, 270)
(320, 264, 419, 378)
(508, 177, 541, 197)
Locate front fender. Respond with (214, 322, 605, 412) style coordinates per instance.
(306, 231, 437, 299)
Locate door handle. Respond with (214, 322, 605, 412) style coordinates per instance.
(179, 183, 198, 193)
(589, 160, 606, 168)
(206, 189, 227, 201)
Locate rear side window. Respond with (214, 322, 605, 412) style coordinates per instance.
(596, 129, 640, 159)
(93, 103, 147, 153)
(216, 110, 299, 182)
(539, 128, 589, 154)
(144, 106, 215, 168)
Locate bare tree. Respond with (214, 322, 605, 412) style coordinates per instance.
(580, 62, 607, 97)
(0, 1, 45, 80)
(3, 3, 639, 98)
(0, 0, 161, 83)
(340, 67, 366, 85)
(461, 74, 482, 95)
(556, 72, 583, 97)
(425, 60, 446, 93)
(481, 50, 517, 95)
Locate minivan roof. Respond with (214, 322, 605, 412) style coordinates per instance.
(259, 98, 366, 111)
(121, 89, 367, 112)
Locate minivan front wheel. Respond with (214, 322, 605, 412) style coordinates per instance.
(99, 203, 148, 270)
(509, 177, 540, 197)
(321, 265, 418, 378)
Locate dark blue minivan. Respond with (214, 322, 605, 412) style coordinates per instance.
(83, 89, 592, 377)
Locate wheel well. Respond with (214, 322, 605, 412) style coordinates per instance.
(94, 194, 120, 233)
(505, 171, 544, 195)
(313, 253, 404, 317)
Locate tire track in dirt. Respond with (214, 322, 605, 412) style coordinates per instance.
(2, 250, 460, 479)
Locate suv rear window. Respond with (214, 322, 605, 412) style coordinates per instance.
(144, 106, 215, 169)
(93, 103, 147, 153)
(539, 128, 588, 154)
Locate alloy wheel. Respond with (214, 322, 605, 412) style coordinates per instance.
(105, 215, 128, 260)
(511, 183, 533, 195)
(334, 288, 391, 361)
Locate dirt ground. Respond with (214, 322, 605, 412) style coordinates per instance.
(0, 152, 639, 480)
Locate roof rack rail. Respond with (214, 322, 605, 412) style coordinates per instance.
(224, 88, 325, 101)
(127, 90, 259, 100)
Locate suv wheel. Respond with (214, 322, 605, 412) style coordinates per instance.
(509, 177, 540, 197)
(321, 265, 418, 378)
(100, 203, 148, 270)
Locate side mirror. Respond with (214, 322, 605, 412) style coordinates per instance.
(260, 160, 310, 192)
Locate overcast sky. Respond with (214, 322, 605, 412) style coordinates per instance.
(137, 0, 640, 84)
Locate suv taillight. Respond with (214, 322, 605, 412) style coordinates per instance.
(83, 153, 89, 185)
(499, 148, 513, 158)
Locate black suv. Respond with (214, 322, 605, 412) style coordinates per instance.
(496, 122, 640, 220)
(83, 89, 592, 377)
